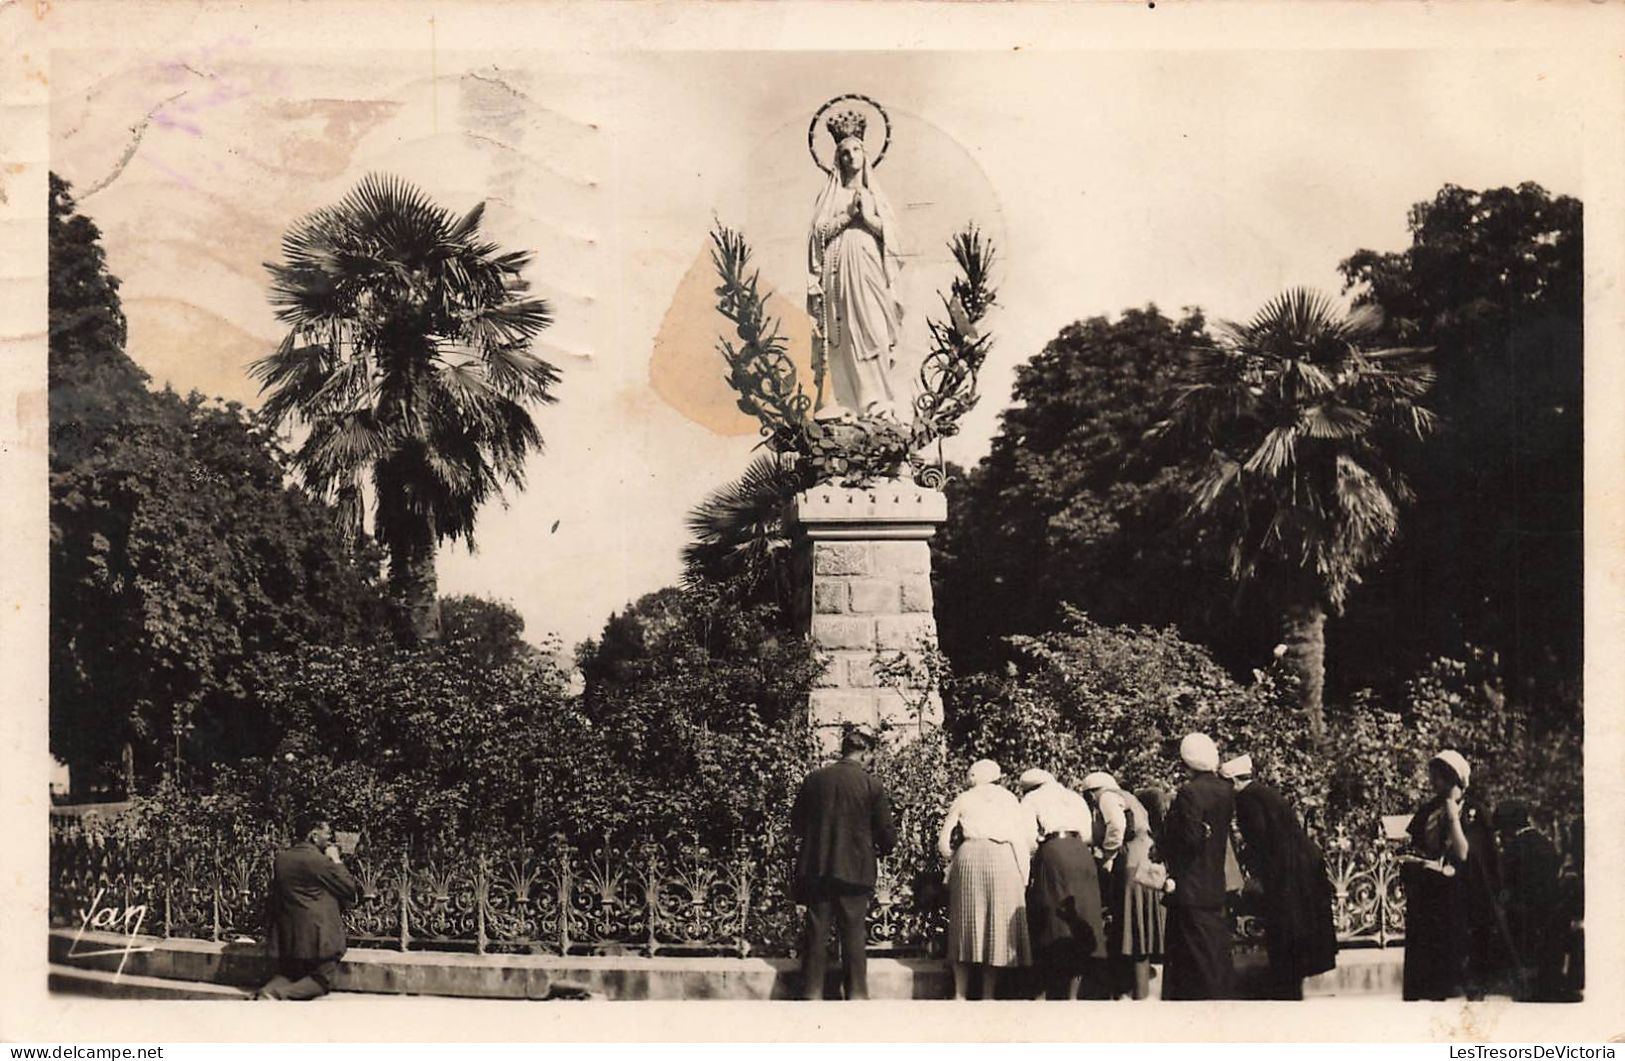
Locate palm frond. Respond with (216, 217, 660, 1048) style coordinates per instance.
(1300, 402, 1371, 440)
(682, 454, 801, 589)
(1167, 286, 1435, 604)
(251, 333, 338, 425)
(297, 410, 390, 496)
(1189, 454, 1243, 513)
(1242, 425, 1299, 477)
(481, 342, 562, 401)
(445, 201, 487, 244)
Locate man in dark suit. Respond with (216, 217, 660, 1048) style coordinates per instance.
(256, 811, 360, 1000)
(1494, 800, 1570, 1001)
(1160, 732, 1236, 1000)
(1223, 753, 1337, 999)
(791, 728, 897, 1000)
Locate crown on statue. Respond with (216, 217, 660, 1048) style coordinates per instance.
(826, 109, 867, 144)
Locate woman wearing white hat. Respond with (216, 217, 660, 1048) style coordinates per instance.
(1400, 749, 1502, 1000)
(1083, 771, 1162, 999)
(1160, 732, 1238, 1000)
(938, 759, 1036, 998)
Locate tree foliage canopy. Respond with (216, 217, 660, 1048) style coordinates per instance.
(48, 173, 391, 793)
(1337, 182, 1582, 702)
(934, 306, 1229, 670)
(939, 184, 1582, 713)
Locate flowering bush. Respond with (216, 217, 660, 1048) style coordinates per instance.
(940, 611, 1581, 839)
(943, 608, 1319, 808)
(1323, 650, 1581, 831)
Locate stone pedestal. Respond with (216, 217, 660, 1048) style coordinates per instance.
(786, 480, 947, 754)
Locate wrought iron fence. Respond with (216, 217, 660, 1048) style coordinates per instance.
(48, 815, 1492, 957)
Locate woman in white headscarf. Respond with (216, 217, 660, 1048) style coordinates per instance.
(1400, 749, 1502, 1000)
(1160, 732, 1237, 1000)
(807, 120, 906, 421)
(938, 759, 1036, 999)
(1083, 771, 1163, 999)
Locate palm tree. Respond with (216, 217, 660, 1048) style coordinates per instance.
(1159, 288, 1435, 740)
(253, 174, 558, 642)
(682, 452, 804, 610)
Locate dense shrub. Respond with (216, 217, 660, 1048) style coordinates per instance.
(943, 608, 1318, 807)
(126, 595, 1578, 896)
(940, 611, 1580, 839)
(574, 582, 821, 849)
(1323, 650, 1581, 831)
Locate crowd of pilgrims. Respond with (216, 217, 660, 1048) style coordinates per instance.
(929, 734, 1578, 1002)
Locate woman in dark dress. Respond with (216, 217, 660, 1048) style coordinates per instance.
(1018, 768, 1106, 1000)
(1401, 749, 1501, 1000)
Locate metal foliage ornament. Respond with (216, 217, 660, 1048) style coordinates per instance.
(709, 223, 996, 489)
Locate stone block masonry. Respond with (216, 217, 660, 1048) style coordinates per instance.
(787, 481, 947, 753)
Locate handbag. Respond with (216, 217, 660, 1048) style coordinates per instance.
(1132, 859, 1168, 891)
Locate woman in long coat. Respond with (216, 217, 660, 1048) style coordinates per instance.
(1400, 749, 1502, 1000)
(1226, 756, 1338, 999)
(938, 759, 1035, 999)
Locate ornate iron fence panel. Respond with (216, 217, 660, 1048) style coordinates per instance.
(164, 841, 214, 940)
(53, 817, 1577, 957)
(564, 840, 648, 953)
(482, 846, 558, 952)
(646, 843, 746, 954)
(404, 852, 481, 946)
(1324, 825, 1407, 947)
(216, 842, 271, 940)
(343, 851, 404, 947)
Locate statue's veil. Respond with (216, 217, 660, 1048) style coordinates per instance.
(810, 137, 905, 288)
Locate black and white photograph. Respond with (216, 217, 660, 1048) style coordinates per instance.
(2, 0, 1622, 1045)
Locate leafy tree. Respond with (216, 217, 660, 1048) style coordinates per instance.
(254, 174, 560, 642)
(574, 582, 821, 842)
(1155, 288, 1436, 740)
(50, 396, 391, 791)
(439, 594, 541, 672)
(246, 640, 584, 850)
(934, 307, 1242, 672)
(945, 609, 1317, 809)
(48, 173, 151, 467)
(48, 173, 390, 794)
(943, 612, 1579, 838)
(1338, 183, 1582, 705)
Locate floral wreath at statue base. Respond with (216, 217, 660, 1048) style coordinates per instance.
(709, 223, 997, 490)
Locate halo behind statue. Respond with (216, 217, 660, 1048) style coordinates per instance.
(808, 94, 891, 174)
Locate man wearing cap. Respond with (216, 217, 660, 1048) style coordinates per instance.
(256, 811, 360, 1000)
(1222, 754, 1337, 999)
(1019, 768, 1107, 999)
(791, 728, 897, 1000)
(1160, 732, 1236, 1000)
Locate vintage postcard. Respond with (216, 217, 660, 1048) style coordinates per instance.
(2, 0, 1622, 1044)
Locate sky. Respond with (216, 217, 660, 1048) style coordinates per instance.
(49, 46, 1588, 649)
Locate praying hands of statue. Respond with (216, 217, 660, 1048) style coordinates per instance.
(848, 189, 882, 236)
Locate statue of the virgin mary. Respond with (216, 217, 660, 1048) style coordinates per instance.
(807, 105, 907, 421)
